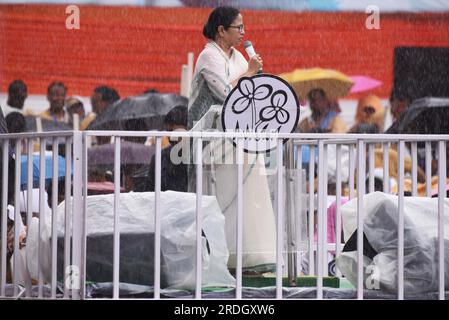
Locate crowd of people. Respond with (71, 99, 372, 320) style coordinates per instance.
(0, 78, 189, 283)
(1, 79, 121, 131)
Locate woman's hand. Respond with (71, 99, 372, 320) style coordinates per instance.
(231, 54, 264, 87)
(247, 54, 263, 75)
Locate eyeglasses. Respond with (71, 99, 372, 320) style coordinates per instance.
(228, 24, 244, 33)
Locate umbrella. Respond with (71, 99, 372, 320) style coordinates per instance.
(88, 141, 155, 166)
(278, 68, 354, 100)
(20, 152, 68, 189)
(349, 75, 382, 93)
(385, 97, 449, 134)
(25, 116, 72, 132)
(87, 92, 188, 131)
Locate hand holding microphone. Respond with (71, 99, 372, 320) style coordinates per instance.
(244, 40, 263, 75)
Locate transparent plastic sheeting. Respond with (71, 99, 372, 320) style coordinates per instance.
(337, 192, 449, 294)
(25, 191, 235, 290)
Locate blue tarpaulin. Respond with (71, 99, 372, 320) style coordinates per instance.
(20, 153, 68, 189)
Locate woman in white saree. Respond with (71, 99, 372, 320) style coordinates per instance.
(188, 6, 276, 271)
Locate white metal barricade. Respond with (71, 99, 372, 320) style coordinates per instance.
(0, 131, 448, 300)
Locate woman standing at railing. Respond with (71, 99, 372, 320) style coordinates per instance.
(187, 6, 277, 273)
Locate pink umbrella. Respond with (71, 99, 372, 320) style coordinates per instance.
(349, 75, 382, 93)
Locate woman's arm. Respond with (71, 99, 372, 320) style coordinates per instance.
(198, 50, 263, 101)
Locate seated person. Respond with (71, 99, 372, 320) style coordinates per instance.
(346, 123, 426, 194)
(81, 85, 120, 131)
(298, 88, 348, 133)
(389, 90, 411, 123)
(122, 118, 151, 191)
(349, 94, 385, 132)
(134, 105, 188, 192)
(5, 112, 27, 153)
(2, 79, 33, 116)
(40, 82, 68, 123)
(66, 96, 85, 129)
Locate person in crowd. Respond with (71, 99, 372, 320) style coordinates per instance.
(123, 118, 148, 144)
(188, 6, 263, 128)
(349, 94, 385, 133)
(347, 123, 426, 195)
(349, 122, 380, 135)
(0, 109, 27, 284)
(66, 96, 85, 129)
(5, 112, 27, 153)
(40, 82, 68, 123)
(0, 108, 15, 208)
(134, 105, 188, 192)
(123, 118, 149, 190)
(5, 111, 26, 134)
(298, 88, 348, 133)
(81, 85, 120, 131)
(389, 90, 411, 123)
(2, 79, 31, 116)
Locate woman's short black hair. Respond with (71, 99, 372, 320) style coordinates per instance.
(203, 6, 240, 40)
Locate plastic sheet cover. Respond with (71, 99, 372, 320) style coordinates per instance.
(337, 192, 449, 294)
(27, 191, 235, 290)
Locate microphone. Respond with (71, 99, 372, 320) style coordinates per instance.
(243, 40, 262, 74)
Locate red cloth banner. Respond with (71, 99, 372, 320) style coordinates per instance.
(1, 4, 449, 98)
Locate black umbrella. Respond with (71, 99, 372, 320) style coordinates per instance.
(87, 92, 188, 131)
(25, 116, 72, 132)
(385, 97, 449, 134)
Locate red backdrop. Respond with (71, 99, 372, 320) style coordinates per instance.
(1, 4, 449, 99)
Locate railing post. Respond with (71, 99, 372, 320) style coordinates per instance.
(356, 140, 366, 300)
(153, 137, 162, 299)
(437, 140, 446, 300)
(71, 131, 84, 299)
(0, 141, 9, 297)
(112, 137, 121, 299)
(276, 138, 284, 299)
(195, 137, 203, 299)
(284, 139, 297, 286)
(316, 140, 325, 299)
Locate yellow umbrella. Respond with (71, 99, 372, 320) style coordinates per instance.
(279, 68, 354, 100)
